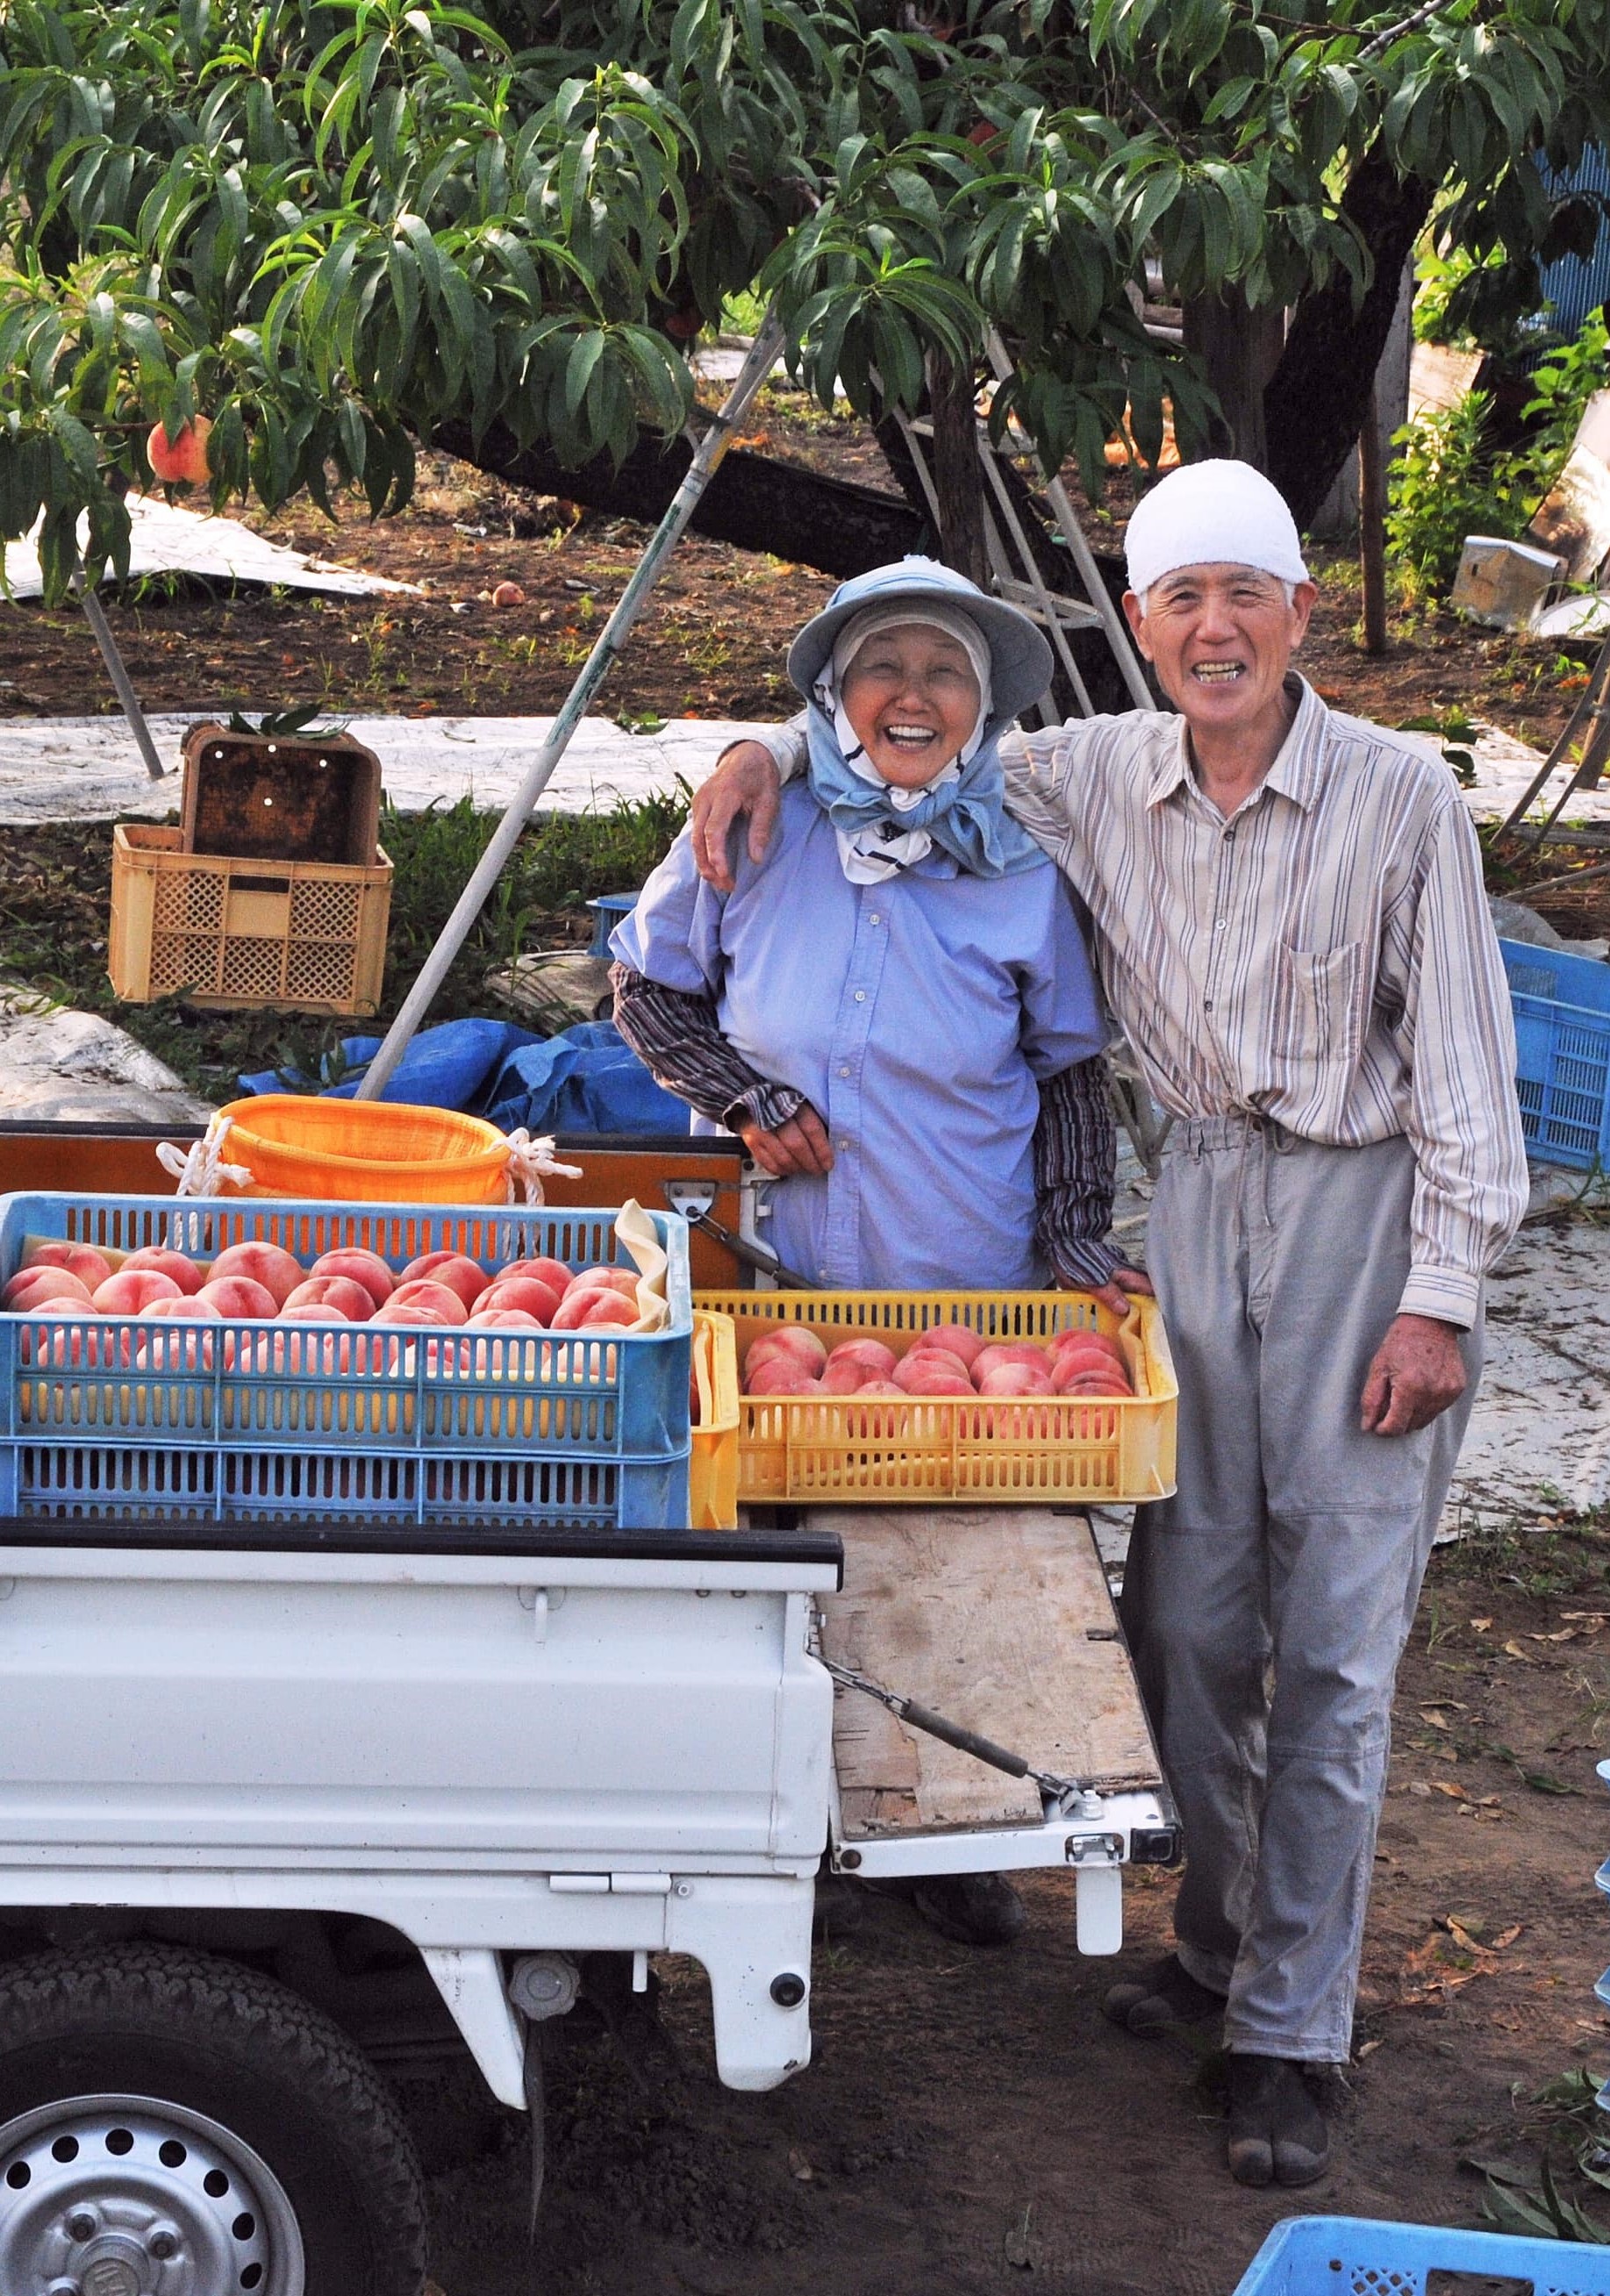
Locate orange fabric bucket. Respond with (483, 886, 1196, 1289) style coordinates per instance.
(211, 1096, 513, 1203)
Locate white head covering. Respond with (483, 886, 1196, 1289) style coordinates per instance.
(819, 604, 991, 878)
(1125, 459, 1309, 597)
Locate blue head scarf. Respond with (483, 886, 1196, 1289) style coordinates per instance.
(797, 568, 1049, 882)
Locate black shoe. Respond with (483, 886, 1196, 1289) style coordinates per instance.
(1225, 2053, 1331, 2188)
(1102, 1951, 1227, 2037)
(906, 1872, 1027, 1947)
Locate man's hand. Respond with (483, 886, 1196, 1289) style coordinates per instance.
(1360, 1313, 1468, 1436)
(738, 1105, 834, 1178)
(691, 740, 784, 891)
(1090, 1264, 1155, 1319)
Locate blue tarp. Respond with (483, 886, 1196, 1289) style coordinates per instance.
(239, 1016, 688, 1136)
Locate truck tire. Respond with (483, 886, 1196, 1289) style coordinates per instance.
(0, 1939, 427, 2296)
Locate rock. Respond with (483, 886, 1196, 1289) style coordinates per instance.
(1488, 894, 1608, 962)
(0, 991, 214, 1125)
(486, 950, 614, 1029)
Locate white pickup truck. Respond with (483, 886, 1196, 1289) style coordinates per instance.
(0, 1126, 1174, 2296)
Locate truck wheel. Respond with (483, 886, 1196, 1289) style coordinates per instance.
(0, 1940, 427, 2296)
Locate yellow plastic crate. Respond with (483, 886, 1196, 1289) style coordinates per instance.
(109, 823, 391, 1015)
(692, 1288, 1177, 1506)
(689, 1310, 740, 1529)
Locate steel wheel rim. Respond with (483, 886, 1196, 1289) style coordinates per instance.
(0, 2090, 306, 2296)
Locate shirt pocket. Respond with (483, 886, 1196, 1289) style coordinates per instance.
(1275, 941, 1370, 1124)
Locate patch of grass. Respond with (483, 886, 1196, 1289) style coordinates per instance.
(1429, 1508, 1610, 1603)
(0, 788, 688, 1100)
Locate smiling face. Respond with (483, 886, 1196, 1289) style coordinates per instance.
(839, 624, 984, 789)
(1123, 562, 1317, 752)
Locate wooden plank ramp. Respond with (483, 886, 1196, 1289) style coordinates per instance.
(812, 1505, 1161, 1837)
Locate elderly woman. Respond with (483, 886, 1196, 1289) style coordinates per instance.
(611, 558, 1124, 1303)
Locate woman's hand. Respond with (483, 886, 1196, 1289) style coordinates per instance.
(739, 1105, 835, 1178)
(691, 742, 784, 891)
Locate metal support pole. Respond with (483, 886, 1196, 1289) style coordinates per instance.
(354, 311, 785, 1102)
(984, 329, 1154, 712)
(75, 580, 168, 780)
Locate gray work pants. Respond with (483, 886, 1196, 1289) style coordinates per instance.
(1120, 1117, 1481, 2061)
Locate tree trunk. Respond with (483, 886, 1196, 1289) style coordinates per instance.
(1358, 376, 1389, 654)
(1263, 147, 1436, 529)
(1180, 292, 1287, 468)
(928, 354, 991, 583)
(433, 416, 924, 577)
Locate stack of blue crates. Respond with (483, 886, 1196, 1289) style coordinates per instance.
(1233, 2214, 1610, 2291)
(1500, 936, 1610, 1171)
(0, 1193, 692, 1535)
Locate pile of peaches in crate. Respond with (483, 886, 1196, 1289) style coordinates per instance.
(3, 1239, 642, 1371)
(741, 1321, 1135, 1401)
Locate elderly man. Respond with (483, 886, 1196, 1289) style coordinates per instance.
(687, 459, 1528, 2189)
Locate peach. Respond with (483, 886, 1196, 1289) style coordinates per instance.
(851, 1379, 906, 1398)
(4, 1266, 93, 1311)
(119, 1245, 206, 1296)
(372, 1296, 455, 1327)
(819, 1355, 874, 1396)
(398, 1250, 490, 1311)
(146, 414, 211, 485)
(18, 1304, 115, 1369)
(978, 1363, 1055, 1398)
(134, 1296, 226, 1372)
(744, 1358, 820, 1398)
(477, 1277, 562, 1325)
(94, 1269, 183, 1314)
(279, 1299, 353, 1322)
(283, 1276, 376, 1322)
(551, 1285, 636, 1332)
(246, 1324, 354, 1376)
(746, 1327, 827, 1377)
(1052, 1353, 1132, 1395)
(894, 1365, 975, 1398)
(465, 1307, 543, 1330)
(915, 1321, 984, 1369)
(497, 1255, 573, 1298)
(1059, 1372, 1131, 1398)
(25, 1241, 114, 1292)
(971, 1341, 1051, 1383)
(565, 1266, 640, 1302)
(1048, 1327, 1126, 1365)
(208, 1241, 304, 1309)
(310, 1248, 395, 1307)
(196, 1275, 278, 1320)
(386, 1279, 469, 1326)
(825, 1338, 898, 1381)
(892, 1350, 973, 1394)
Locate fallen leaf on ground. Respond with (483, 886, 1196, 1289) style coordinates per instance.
(1420, 1709, 1452, 1729)
(1432, 1780, 1468, 1799)
(788, 2149, 814, 2183)
(1470, 1617, 1492, 1631)
(1492, 1925, 1523, 1949)
(1503, 1640, 1535, 1662)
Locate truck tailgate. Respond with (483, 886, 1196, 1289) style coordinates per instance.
(813, 1506, 1169, 1897)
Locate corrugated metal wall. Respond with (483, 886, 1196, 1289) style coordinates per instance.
(1536, 147, 1610, 340)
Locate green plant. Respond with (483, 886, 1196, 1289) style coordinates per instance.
(1523, 307, 1610, 476)
(1386, 394, 1528, 590)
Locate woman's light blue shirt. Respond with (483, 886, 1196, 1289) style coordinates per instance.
(612, 785, 1108, 1289)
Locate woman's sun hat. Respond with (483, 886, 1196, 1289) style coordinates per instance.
(788, 557, 1053, 725)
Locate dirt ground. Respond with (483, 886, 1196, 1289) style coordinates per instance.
(0, 385, 1597, 762)
(394, 1517, 1610, 2296)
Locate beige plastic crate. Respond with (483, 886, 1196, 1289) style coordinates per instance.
(109, 824, 391, 1014)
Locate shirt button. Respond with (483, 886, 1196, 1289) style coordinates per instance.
(1204, 998, 1214, 1011)
(838, 1065, 851, 1077)
(1214, 919, 1228, 932)
(868, 912, 881, 926)
(838, 1140, 851, 1151)
(854, 991, 866, 1002)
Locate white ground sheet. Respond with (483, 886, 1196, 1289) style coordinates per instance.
(2, 496, 419, 603)
(1, 710, 1604, 830)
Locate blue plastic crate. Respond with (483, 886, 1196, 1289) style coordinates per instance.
(587, 892, 640, 959)
(0, 1194, 691, 1534)
(1501, 937, 1610, 1172)
(1234, 2214, 1610, 2293)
